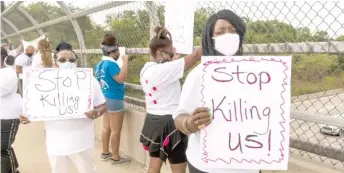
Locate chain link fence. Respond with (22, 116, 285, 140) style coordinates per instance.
(2, 1, 344, 169)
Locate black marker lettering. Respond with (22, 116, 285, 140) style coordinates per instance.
(35, 70, 56, 92)
(63, 77, 72, 87)
(74, 71, 86, 89)
(211, 67, 233, 82)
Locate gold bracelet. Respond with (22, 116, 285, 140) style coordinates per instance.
(182, 116, 192, 134)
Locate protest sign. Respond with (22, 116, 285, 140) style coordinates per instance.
(164, 1, 195, 54)
(116, 47, 125, 68)
(22, 34, 46, 50)
(200, 56, 291, 170)
(23, 68, 93, 121)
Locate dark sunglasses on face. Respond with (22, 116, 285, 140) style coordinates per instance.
(56, 58, 77, 63)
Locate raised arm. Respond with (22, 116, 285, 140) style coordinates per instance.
(113, 55, 128, 84)
(182, 46, 202, 71)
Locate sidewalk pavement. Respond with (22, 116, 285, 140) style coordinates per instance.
(13, 122, 343, 173)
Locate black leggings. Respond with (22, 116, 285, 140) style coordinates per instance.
(150, 141, 187, 164)
(188, 162, 262, 173)
(1, 119, 20, 173)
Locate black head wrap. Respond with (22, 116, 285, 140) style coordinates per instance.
(202, 9, 246, 56)
(55, 41, 72, 52)
(54, 41, 78, 59)
(101, 44, 119, 56)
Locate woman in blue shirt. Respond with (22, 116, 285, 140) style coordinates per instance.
(95, 33, 130, 165)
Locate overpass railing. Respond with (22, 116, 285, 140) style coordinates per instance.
(2, 1, 344, 169)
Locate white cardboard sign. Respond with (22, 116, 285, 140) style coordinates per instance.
(22, 34, 46, 50)
(200, 56, 291, 170)
(164, 1, 195, 54)
(23, 68, 93, 121)
(116, 47, 125, 68)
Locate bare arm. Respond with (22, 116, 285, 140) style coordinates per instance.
(174, 114, 193, 135)
(113, 57, 128, 84)
(183, 47, 202, 71)
(95, 103, 107, 115)
(175, 107, 211, 135)
(16, 65, 22, 74)
(85, 102, 107, 119)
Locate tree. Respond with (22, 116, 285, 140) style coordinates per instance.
(336, 35, 344, 41)
(312, 31, 329, 42)
(295, 27, 313, 42)
(6, 2, 103, 49)
(245, 20, 298, 44)
(106, 10, 150, 47)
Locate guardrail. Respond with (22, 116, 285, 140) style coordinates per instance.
(76, 48, 344, 163)
(74, 41, 344, 55)
(123, 82, 344, 161)
(124, 93, 344, 162)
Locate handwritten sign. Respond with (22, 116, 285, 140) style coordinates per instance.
(22, 35, 46, 50)
(164, 1, 195, 54)
(23, 68, 93, 121)
(116, 47, 125, 68)
(200, 56, 291, 170)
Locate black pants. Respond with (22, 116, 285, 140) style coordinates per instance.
(1, 119, 20, 173)
(188, 162, 262, 173)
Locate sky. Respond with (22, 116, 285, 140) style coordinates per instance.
(4, 0, 344, 38)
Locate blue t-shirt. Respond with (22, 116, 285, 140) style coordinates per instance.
(95, 57, 125, 100)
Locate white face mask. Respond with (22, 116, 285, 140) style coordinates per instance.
(213, 33, 240, 56)
(58, 62, 77, 69)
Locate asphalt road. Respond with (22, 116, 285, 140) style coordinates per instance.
(289, 92, 344, 164)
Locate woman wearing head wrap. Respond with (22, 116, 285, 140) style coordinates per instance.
(0, 47, 22, 173)
(19, 42, 107, 173)
(95, 33, 131, 164)
(173, 10, 260, 173)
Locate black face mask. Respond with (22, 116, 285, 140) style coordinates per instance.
(26, 53, 33, 57)
(113, 55, 119, 61)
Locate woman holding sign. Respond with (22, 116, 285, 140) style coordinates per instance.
(173, 10, 260, 173)
(20, 42, 107, 173)
(95, 33, 131, 165)
(139, 27, 202, 173)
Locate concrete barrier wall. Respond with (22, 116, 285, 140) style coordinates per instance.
(93, 106, 344, 173)
(94, 106, 174, 172)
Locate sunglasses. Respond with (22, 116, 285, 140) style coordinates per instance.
(56, 58, 77, 63)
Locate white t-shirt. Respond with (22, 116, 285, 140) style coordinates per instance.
(31, 52, 55, 68)
(44, 77, 106, 156)
(15, 53, 33, 79)
(174, 65, 259, 173)
(140, 59, 185, 115)
(0, 67, 22, 120)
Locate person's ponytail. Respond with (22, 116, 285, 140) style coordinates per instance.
(38, 39, 53, 67)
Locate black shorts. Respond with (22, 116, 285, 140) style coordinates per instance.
(140, 113, 188, 164)
(149, 139, 187, 164)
